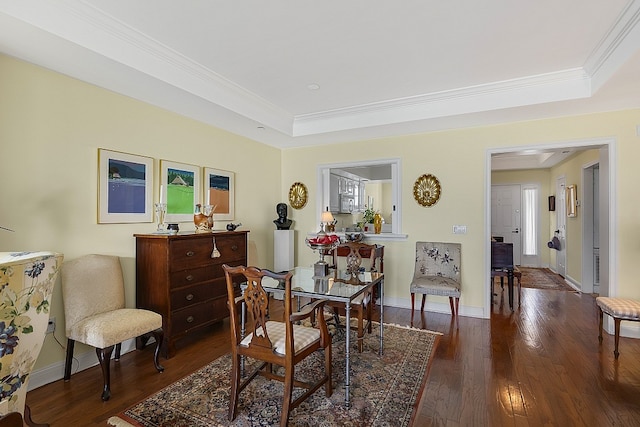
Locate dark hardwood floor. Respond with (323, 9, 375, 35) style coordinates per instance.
(27, 286, 640, 426)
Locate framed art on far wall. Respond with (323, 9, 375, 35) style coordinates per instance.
(204, 167, 235, 220)
(160, 160, 201, 223)
(98, 149, 153, 223)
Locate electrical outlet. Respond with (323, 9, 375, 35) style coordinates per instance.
(46, 317, 55, 334)
(453, 225, 467, 234)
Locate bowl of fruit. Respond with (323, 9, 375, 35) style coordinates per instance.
(305, 233, 340, 251)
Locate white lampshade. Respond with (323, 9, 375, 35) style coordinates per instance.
(321, 211, 335, 223)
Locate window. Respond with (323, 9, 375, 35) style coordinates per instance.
(522, 187, 538, 256)
(317, 158, 403, 236)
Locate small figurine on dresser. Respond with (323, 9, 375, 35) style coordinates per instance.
(273, 202, 293, 230)
(194, 204, 215, 233)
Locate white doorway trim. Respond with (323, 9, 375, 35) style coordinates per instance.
(484, 137, 617, 319)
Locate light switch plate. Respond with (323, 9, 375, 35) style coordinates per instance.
(453, 225, 467, 234)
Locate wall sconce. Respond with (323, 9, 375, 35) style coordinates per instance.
(566, 185, 577, 217)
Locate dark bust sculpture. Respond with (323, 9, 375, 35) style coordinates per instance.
(273, 203, 293, 230)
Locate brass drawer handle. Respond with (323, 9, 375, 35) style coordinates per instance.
(186, 316, 194, 323)
(185, 275, 194, 282)
(185, 293, 194, 301)
(231, 245, 238, 251)
(186, 250, 195, 257)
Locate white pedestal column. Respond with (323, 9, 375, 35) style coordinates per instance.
(274, 229, 295, 272)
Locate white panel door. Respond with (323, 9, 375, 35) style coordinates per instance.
(491, 184, 522, 265)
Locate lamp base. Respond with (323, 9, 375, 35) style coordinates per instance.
(314, 261, 329, 277)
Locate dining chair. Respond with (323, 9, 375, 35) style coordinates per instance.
(410, 242, 461, 328)
(61, 254, 164, 401)
(222, 264, 332, 427)
(329, 242, 381, 352)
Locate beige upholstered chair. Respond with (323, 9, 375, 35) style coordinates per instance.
(410, 242, 461, 328)
(0, 251, 63, 427)
(61, 254, 164, 401)
(223, 264, 332, 427)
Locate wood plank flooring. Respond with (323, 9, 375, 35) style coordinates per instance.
(27, 286, 640, 426)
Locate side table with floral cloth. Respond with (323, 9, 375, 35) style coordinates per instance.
(0, 251, 63, 426)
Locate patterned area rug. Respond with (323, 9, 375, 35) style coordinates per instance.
(108, 323, 440, 427)
(519, 267, 574, 291)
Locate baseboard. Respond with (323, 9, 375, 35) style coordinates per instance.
(28, 338, 136, 392)
(383, 296, 484, 319)
(564, 274, 581, 292)
(602, 316, 640, 339)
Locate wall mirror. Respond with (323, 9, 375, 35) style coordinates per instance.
(566, 184, 577, 217)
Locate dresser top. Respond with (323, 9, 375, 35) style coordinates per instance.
(134, 230, 249, 239)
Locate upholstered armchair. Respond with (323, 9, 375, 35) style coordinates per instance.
(410, 242, 461, 327)
(0, 251, 64, 427)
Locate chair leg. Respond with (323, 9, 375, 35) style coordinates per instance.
(63, 339, 75, 381)
(280, 366, 294, 427)
(150, 328, 165, 372)
(614, 317, 621, 359)
(421, 294, 426, 312)
(228, 353, 241, 421)
(410, 293, 415, 325)
(96, 345, 115, 401)
(24, 404, 48, 427)
(366, 291, 373, 334)
(598, 307, 604, 344)
(454, 297, 460, 330)
(357, 304, 364, 353)
(324, 338, 332, 397)
(114, 343, 121, 361)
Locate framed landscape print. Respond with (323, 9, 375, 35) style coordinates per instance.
(98, 149, 153, 223)
(160, 160, 201, 223)
(204, 167, 235, 220)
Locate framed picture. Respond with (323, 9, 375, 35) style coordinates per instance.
(160, 160, 201, 223)
(98, 149, 153, 223)
(204, 167, 235, 220)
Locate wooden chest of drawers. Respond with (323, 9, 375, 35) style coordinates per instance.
(134, 231, 249, 358)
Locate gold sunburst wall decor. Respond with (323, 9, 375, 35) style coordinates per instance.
(288, 182, 308, 209)
(413, 174, 441, 207)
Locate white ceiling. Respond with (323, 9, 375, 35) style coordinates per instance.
(1, 1, 639, 154)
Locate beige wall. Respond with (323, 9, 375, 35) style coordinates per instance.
(549, 149, 601, 283)
(3, 53, 640, 374)
(282, 109, 640, 317)
(0, 55, 282, 369)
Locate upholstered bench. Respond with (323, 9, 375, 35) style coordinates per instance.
(596, 297, 640, 359)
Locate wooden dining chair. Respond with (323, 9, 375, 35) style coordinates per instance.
(329, 242, 381, 352)
(222, 264, 332, 427)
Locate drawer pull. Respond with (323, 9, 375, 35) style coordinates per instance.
(186, 293, 194, 301)
(231, 245, 238, 251)
(186, 250, 195, 257)
(185, 275, 194, 282)
(186, 316, 195, 323)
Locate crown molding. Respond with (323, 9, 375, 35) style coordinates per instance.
(293, 69, 591, 136)
(1, 1, 639, 143)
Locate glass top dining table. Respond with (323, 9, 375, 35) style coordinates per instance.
(241, 266, 385, 408)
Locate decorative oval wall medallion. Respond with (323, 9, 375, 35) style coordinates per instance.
(288, 182, 308, 209)
(413, 174, 441, 207)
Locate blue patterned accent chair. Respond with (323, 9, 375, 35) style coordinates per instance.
(0, 251, 64, 427)
(410, 242, 461, 328)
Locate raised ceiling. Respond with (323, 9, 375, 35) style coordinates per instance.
(1, 1, 639, 149)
